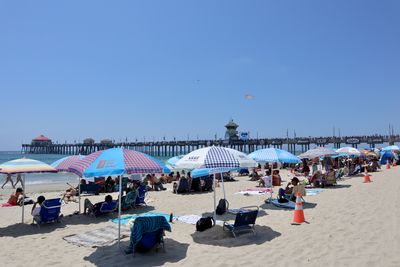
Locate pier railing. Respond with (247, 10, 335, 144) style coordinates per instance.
(21, 135, 399, 156)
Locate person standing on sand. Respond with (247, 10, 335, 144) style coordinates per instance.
(14, 174, 24, 188)
(1, 174, 15, 189)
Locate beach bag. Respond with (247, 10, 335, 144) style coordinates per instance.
(216, 198, 229, 215)
(196, 216, 215, 232)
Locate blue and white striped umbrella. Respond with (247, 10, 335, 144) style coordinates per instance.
(248, 148, 300, 164)
(175, 146, 255, 219)
(174, 146, 249, 170)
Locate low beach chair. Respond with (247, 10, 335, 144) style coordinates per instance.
(93, 201, 117, 217)
(127, 216, 172, 255)
(34, 198, 62, 227)
(135, 185, 147, 206)
(223, 206, 259, 238)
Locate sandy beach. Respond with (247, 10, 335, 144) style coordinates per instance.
(0, 167, 399, 267)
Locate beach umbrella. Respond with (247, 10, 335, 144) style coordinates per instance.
(248, 148, 300, 164)
(298, 147, 338, 159)
(0, 158, 57, 223)
(166, 155, 185, 168)
(175, 146, 256, 219)
(382, 145, 400, 151)
(51, 155, 85, 213)
(68, 148, 168, 248)
(51, 155, 85, 172)
(335, 147, 363, 157)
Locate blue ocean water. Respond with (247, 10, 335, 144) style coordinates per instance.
(0, 151, 78, 185)
(0, 151, 169, 185)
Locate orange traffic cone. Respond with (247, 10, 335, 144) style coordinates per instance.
(386, 160, 391, 169)
(363, 170, 372, 183)
(292, 192, 306, 225)
(393, 160, 397, 167)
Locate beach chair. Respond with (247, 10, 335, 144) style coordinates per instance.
(128, 216, 172, 255)
(80, 183, 100, 195)
(34, 198, 62, 227)
(93, 201, 117, 217)
(223, 206, 259, 238)
(135, 185, 147, 206)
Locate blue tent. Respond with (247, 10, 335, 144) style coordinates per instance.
(380, 151, 393, 165)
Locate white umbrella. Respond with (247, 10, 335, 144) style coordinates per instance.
(335, 147, 362, 157)
(175, 146, 256, 219)
(299, 147, 338, 159)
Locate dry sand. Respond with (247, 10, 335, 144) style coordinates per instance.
(0, 167, 399, 267)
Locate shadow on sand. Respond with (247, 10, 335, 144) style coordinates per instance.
(191, 224, 281, 247)
(259, 201, 317, 211)
(84, 238, 189, 267)
(0, 205, 155, 238)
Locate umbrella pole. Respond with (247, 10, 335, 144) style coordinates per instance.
(221, 172, 226, 200)
(213, 173, 216, 221)
(78, 176, 81, 214)
(118, 174, 123, 248)
(22, 174, 25, 224)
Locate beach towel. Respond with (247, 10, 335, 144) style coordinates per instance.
(177, 215, 202, 225)
(63, 224, 131, 247)
(270, 199, 296, 209)
(1, 203, 15, 207)
(111, 212, 173, 226)
(236, 188, 273, 196)
(305, 189, 324, 196)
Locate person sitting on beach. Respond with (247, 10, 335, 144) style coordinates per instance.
(272, 170, 282, 186)
(31, 195, 45, 222)
(83, 194, 113, 215)
(2, 174, 15, 189)
(259, 170, 272, 187)
(148, 174, 166, 191)
(121, 185, 138, 210)
(249, 168, 260, 181)
(278, 177, 300, 202)
(7, 187, 24, 206)
(105, 176, 115, 192)
(63, 183, 77, 203)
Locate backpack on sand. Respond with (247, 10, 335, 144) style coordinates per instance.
(196, 216, 215, 232)
(215, 198, 229, 215)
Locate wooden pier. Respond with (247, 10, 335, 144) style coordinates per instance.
(21, 135, 399, 157)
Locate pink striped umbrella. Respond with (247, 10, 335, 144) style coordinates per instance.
(51, 155, 85, 172)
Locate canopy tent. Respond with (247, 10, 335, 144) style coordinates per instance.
(248, 148, 300, 164)
(380, 151, 394, 165)
(68, 148, 168, 248)
(0, 158, 57, 223)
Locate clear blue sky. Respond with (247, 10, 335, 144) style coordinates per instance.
(0, 0, 399, 150)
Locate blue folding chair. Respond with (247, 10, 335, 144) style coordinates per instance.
(223, 206, 259, 238)
(135, 185, 147, 206)
(34, 198, 62, 227)
(94, 201, 117, 217)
